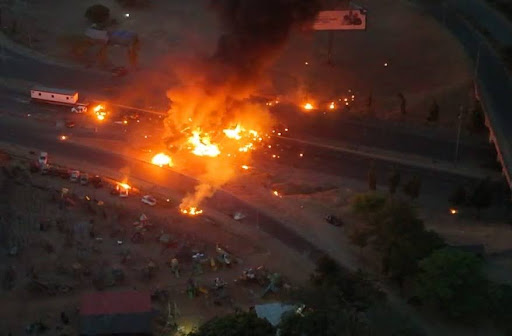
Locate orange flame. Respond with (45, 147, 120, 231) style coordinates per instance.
(181, 206, 203, 216)
(188, 130, 221, 157)
(329, 102, 335, 110)
(223, 124, 244, 140)
(117, 182, 131, 190)
(93, 105, 104, 112)
(304, 103, 314, 110)
(151, 153, 173, 167)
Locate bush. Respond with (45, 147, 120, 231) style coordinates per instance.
(85, 4, 110, 24)
(351, 192, 386, 215)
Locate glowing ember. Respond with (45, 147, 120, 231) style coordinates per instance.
(304, 103, 314, 110)
(299, 153, 304, 157)
(97, 114, 105, 121)
(188, 130, 221, 157)
(59, 135, 67, 140)
(450, 208, 458, 215)
(273, 190, 280, 197)
(181, 207, 203, 216)
(241, 165, 250, 170)
(93, 105, 103, 112)
(329, 102, 335, 110)
(239, 143, 254, 152)
(151, 153, 173, 167)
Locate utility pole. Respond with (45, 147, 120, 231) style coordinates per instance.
(454, 105, 464, 166)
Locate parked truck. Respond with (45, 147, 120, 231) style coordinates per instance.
(30, 86, 89, 110)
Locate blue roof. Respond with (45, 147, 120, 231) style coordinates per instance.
(254, 303, 295, 327)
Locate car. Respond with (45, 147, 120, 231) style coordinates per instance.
(71, 106, 87, 113)
(80, 173, 89, 185)
(112, 66, 128, 77)
(38, 152, 48, 166)
(65, 121, 75, 128)
(69, 170, 80, 182)
(90, 175, 103, 188)
(141, 195, 157, 206)
(325, 215, 344, 227)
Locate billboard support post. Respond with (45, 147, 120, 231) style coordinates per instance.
(327, 31, 335, 65)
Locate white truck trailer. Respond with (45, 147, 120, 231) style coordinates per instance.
(30, 86, 80, 106)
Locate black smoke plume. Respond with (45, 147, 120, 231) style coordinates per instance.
(208, 0, 322, 89)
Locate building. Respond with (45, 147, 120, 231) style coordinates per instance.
(80, 290, 153, 336)
(254, 302, 296, 327)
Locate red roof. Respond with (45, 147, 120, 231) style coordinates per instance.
(80, 290, 151, 316)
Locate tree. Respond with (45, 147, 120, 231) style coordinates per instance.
(369, 200, 444, 286)
(426, 99, 439, 122)
(351, 192, 386, 216)
(368, 164, 377, 191)
(388, 167, 401, 194)
(415, 247, 488, 320)
(85, 4, 110, 24)
(488, 283, 512, 335)
(449, 185, 467, 206)
(468, 178, 493, 218)
(402, 175, 421, 200)
(188, 311, 275, 336)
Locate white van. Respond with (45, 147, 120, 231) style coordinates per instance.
(38, 152, 48, 166)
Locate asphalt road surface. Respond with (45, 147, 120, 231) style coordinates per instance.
(0, 45, 496, 168)
(0, 114, 492, 261)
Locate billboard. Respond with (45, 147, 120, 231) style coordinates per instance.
(313, 10, 367, 31)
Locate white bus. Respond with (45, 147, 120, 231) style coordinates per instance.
(30, 86, 79, 105)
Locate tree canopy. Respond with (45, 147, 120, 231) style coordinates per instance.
(415, 247, 488, 320)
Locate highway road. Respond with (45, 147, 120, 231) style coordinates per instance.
(0, 115, 324, 260)
(0, 45, 496, 169)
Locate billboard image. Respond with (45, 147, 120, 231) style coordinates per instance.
(313, 10, 367, 31)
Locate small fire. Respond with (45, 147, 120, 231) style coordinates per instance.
(151, 153, 173, 167)
(181, 207, 203, 216)
(97, 114, 105, 121)
(450, 208, 458, 215)
(117, 182, 131, 190)
(329, 102, 335, 110)
(273, 190, 280, 197)
(188, 130, 221, 157)
(93, 105, 103, 112)
(241, 165, 250, 170)
(59, 135, 67, 141)
(304, 103, 314, 110)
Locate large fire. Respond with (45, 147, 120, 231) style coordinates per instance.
(155, 0, 322, 215)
